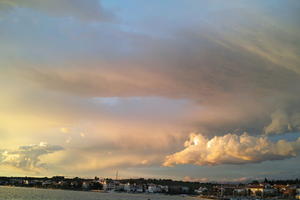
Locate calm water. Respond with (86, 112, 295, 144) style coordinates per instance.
(0, 187, 200, 200)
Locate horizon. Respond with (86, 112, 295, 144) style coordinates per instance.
(1, 0, 300, 182)
(1, 175, 299, 184)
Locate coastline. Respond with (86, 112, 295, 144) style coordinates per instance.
(0, 186, 209, 198)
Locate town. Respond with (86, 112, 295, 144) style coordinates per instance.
(1, 176, 300, 199)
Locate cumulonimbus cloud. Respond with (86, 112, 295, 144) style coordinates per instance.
(0, 0, 300, 175)
(0, 142, 63, 171)
(163, 133, 300, 166)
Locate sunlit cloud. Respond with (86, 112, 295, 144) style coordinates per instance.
(0, 142, 63, 172)
(164, 133, 300, 166)
(0, 0, 299, 179)
(183, 176, 209, 183)
(60, 127, 70, 134)
(264, 109, 300, 135)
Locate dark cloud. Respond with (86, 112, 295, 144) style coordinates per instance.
(20, 20, 300, 137)
(1, 0, 300, 172)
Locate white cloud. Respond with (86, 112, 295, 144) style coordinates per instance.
(65, 137, 72, 144)
(183, 176, 209, 182)
(80, 132, 86, 138)
(0, 142, 63, 171)
(264, 109, 300, 135)
(60, 127, 70, 134)
(164, 133, 300, 166)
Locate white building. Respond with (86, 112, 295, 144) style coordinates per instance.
(295, 188, 300, 199)
(195, 186, 208, 194)
(102, 180, 116, 191)
(82, 181, 90, 190)
(148, 184, 161, 193)
(124, 183, 134, 192)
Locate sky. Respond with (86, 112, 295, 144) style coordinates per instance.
(0, 0, 300, 182)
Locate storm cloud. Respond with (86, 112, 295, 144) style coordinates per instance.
(0, 0, 300, 178)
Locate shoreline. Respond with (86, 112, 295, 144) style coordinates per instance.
(0, 186, 208, 198)
(0, 186, 289, 200)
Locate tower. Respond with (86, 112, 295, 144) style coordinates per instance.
(115, 170, 119, 180)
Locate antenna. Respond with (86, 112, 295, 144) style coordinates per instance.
(116, 170, 119, 180)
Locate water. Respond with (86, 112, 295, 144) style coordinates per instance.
(0, 187, 199, 200)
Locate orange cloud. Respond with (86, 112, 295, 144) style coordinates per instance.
(164, 133, 300, 166)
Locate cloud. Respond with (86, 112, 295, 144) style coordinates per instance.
(19, 21, 300, 137)
(264, 109, 300, 135)
(183, 176, 209, 183)
(60, 127, 70, 134)
(164, 133, 300, 166)
(7, 0, 297, 139)
(0, 0, 110, 21)
(0, 142, 63, 172)
(0, 0, 300, 177)
(53, 148, 162, 175)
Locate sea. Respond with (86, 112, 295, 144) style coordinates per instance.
(0, 186, 204, 200)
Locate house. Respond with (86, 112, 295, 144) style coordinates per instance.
(101, 179, 114, 191)
(82, 181, 90, 190)
(136, 184, 144, 193)
(42, 180, 53, 187)
(124, 183, 132, 192)
(247, 185, 264, 196)
(247, 185, 276, 197)
(295, 188, 300, 199)
(195, 186, 208, 194)
(115, 182, 124, 191)
(181, 186, 190, 193)
(233, 188, 247, 196)
(160, 185, 168, 193)
(101, 179, 124, 191)
(148, 184, 161, 193)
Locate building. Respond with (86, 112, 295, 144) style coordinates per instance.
(147, 184, 161, 193)
(233, 188, 247, 196)
(82, 181, 90, 190)
(247, 184, 276, 197)
(124, 183, 132, 192)
(295, 188, 300, 199)
(101, 179, 115, 191)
